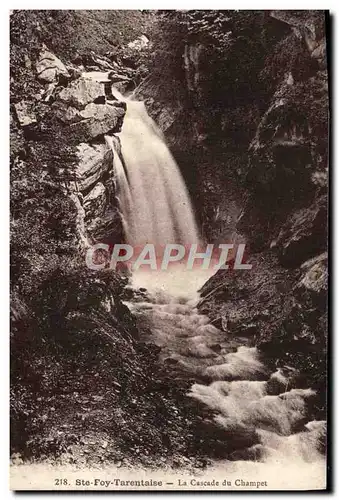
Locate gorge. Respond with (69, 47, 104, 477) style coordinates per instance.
(10, 10, 328, 491)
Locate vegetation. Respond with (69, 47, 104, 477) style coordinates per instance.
(10, 10, 209, 467)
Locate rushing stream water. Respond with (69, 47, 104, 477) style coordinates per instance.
(127, 267, 326, 489)
(111, 89, 326, 489)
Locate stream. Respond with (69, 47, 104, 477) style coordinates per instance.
(126, 266, 326, 489)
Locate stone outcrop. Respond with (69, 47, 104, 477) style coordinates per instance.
(73, 139, 124, 244)
(12, 42, 127, 248)
(75, 143, 112, 192)
(11, 14, 158, 251)
(270, 10, 327, 69)
(83, 182, 106, 219)
(36, 47, 70, 83)
(198, 252, 297, 342)
(58, 77, 105, 109)
(53, 70, 126, 244)
(68, 102, 125, 142)
(14, 101, 37, 127)
(275, 195, 328, 267)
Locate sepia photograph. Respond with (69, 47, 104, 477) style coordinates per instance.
(9, 8, 329, 491)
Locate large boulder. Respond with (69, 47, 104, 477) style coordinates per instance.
(58, 78, 105, 110)
(69, 103, 125, 142)
(36, 48, 70, 83)
(13, 101, 37, 127)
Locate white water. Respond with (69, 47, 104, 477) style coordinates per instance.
(108, 88, 200, 248)
(128, 276, 326, 489)
(111, 92, 326, 489)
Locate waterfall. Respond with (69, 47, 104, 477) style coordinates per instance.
(109, 88, 200, 249)
(107, 87, 325, 489)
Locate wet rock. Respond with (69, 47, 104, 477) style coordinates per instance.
(14, 101, 37, 127)
(305, 420, 326, 453)
(86, 209, 123, 244)
(197, 419, 260, 458)
(66, 64, 83, 81)
(210, 343, 222, 353)
(112, 80, 133, 95)
(83, 182, 107, 219)
(108, 71, 131, 84)
(70, 103, 125, 142)
(229, 444, 267, 462)
(276, 196, 327, 267)
(36, 48, 70, 83)
(81, 71, 110, 84)
(75, 142, 112, 192)
(164, 358, 179, 365)
(58, 77, 105, 110)
(93, 56, 114, 71)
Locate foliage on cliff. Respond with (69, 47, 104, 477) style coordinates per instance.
(10, 10, 210, 467)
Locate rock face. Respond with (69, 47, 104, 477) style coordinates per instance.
(36, 48, 70, 83)
(53, 67, 126, 244)
(73, 139, 124, 244)
(275, 195, 327, 267)
(198, 13, 327, 413)
(75, 143, 112, 192)
(11, 12, 157, 251)
(12, 42, 127, 248)
(58, 77, 105, 109)
(198, 252, 297, 342)
(54, 77, 126, 143)
(69, 102, 125, 142)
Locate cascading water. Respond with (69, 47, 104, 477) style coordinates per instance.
(110, 91, 326, 489)
(107, 88, 199, 248)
